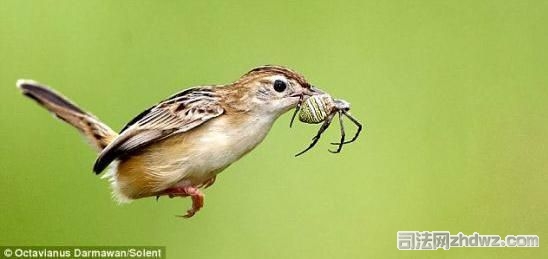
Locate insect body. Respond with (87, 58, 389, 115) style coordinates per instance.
(290, 94, 362, 156)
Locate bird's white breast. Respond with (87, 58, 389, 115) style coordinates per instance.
(166, 114, 276, 186)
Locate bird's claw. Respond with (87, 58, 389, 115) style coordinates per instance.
(163, 186, 205, 218)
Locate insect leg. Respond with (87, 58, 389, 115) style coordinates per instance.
(295, 112, 336, 156)
(332, 111, 362, 144)
(329, 111, 346, 153)
(289, 95, 304, 128)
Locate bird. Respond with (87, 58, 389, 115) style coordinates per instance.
(17, 65, 319, 217)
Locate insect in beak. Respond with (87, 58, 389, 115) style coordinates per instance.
(289, 86, 323, 128)
(291, 93, 363, 156)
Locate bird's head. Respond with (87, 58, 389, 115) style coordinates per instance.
(225, 65, 321, 117)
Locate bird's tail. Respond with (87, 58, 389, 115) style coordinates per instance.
(17, 79, 118, 151)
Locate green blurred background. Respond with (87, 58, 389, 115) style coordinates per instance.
(1, 0, 547, 258)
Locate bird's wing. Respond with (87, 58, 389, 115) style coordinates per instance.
(93, 87, 224, 173)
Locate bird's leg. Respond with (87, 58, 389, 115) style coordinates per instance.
(182, 187, 204, 218)
(162, 186, 205, 218)
(201, 176, 216, 189)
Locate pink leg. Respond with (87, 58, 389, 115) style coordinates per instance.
(163, 186, 204, 218)
(201, 176, 216, 189)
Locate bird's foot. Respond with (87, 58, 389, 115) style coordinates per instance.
(163, 186, 204, 218)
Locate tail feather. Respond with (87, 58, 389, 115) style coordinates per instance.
(17, 79, 118, 151)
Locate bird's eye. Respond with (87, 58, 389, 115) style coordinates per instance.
(273, 80, 287, 92)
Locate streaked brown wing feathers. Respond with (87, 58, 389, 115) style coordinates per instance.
(93, 88, 224, 173)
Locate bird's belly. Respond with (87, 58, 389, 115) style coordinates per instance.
(181, 117, 272, 180)
(114, 115, 273, 199)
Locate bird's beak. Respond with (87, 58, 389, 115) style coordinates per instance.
(307, 85, 325, 96)
(292, 85, 324, 98)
